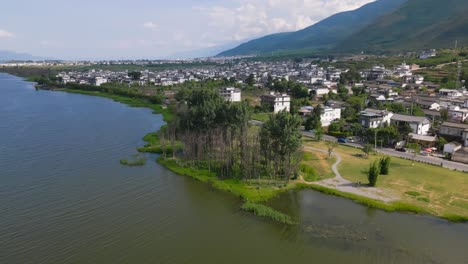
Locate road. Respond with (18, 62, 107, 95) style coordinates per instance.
(303, 131, 468, 173)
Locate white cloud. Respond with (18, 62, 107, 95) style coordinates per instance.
(143, 21, 157, 30)
(193, 0, 374, 43)
(0, 29, 15, 38)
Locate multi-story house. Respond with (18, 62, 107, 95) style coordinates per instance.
(261, 92, 291, 113)
(359, 109, 394, 128)
(390, 114, 431, 135)
(219, 87, 241, 102)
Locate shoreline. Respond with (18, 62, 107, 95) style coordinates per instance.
(10, 75, 468, 224)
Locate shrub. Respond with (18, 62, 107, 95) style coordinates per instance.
(120, 155, 147, 166)
(367, 161, 380, 187)
(379, 156, 391, 175)
(417, 197, 430, 203)
(241, 202, 296, 225)
(405, 191, 421, 197)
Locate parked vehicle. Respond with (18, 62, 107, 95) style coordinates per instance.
(337, 138, 348, 144)
(346, 137, 356, 143)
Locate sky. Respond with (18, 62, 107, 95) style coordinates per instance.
(0, 0, 374, 60)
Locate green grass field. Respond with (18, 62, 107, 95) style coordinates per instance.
(303, 139, 468, 219)
(251, 113, 270, 123)
(301, 151, 335, 182)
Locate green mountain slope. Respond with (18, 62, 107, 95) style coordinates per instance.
(217, 0, 408, 57)
(339, 0, 468, 52)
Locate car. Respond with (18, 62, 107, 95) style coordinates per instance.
(346, 137, 356, 143)
(337, 138, 348, 144)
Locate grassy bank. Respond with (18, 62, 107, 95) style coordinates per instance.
(301, 151, 335, 182)
(120, 155, 147, 166)
(58, 88, 174, 122)
(241, 202, 296, 225)
(158, 158, 296, 203)
(137, 131, 183, 154)
(303, 140, 468, 222)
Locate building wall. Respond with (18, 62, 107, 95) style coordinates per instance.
(274, 101, 290, 113)
(452, 152, 468, 164)
(230, 92, 241, 102)
(321, 108, 341, 127)
(440, 126, 463, 137)
(408, 123, 430, 135)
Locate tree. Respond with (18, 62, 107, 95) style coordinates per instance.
(367, 161, 380, 187)
(379, 156, 391, 175)
(362, 144, 373, 158)
(260, 110, 303, 181)
(440, 109, 449, 121)
(328, 121, 343, 133)
(407, 143, 421, 166)
(325, 141, 338, 159)
(245, 74, 255, 86)
(315, 127, 324, 141)
(304, 106, 322, 131)
(128, 71, 142, 81)
(398, 123, 413, 137)
(343, 106, 357, 120)
(437, 137, 448, 151)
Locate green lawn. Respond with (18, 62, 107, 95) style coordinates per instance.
(251, 112, 271, 123)
(301, 151, 335, 182)
(304, 139, 468, 219)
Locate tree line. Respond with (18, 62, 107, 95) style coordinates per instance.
(161, 89, 303, 181)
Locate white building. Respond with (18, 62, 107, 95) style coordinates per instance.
(94, 77, 108, 86)
(261, 92, 291, 113)
(391, 114, 431, 135)
(439, 89, 462, 97)
(444, 142, 462, 155)
(219, 87, 241, 102)
(359, 109, 394, 128)
(419, 49, 437, 59)
(321, 107, 341, 127)
(394, 63, 413, 77)
(448, 106, 468, 123)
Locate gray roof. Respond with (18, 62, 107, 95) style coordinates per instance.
(423, 109, 441, 117)
(409, 133, 437, 142)
(440, 122, 468, 129)
(392, 114, 430, 124)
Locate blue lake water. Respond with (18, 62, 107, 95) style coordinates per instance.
(1, 73, 467, 264)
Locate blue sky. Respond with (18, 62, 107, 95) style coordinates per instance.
(0, 0, 374, 59)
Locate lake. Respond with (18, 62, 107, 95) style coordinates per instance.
(1, 73, 467, 264)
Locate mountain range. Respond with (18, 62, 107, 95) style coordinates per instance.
(0, 50, 54, 62)
(219, 0, 468, 56)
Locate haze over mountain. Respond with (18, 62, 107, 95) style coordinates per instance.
(168, 40, 248, 59)
(218, 0, 408, 56)
(0, 50, 54, 62)
(338, 0, 468, 52)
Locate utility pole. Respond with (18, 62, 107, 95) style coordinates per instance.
(374, 128, 377, 149)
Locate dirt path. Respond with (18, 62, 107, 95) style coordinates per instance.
(302, 146, 399, 203)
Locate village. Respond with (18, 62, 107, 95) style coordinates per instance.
(37, 49, 464, 166)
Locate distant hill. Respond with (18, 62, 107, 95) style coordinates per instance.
(168, 40, 248, 59)
(217, 0, 408, 57)
(0, 50, 53, 62)
(337, 0, 468, 52)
